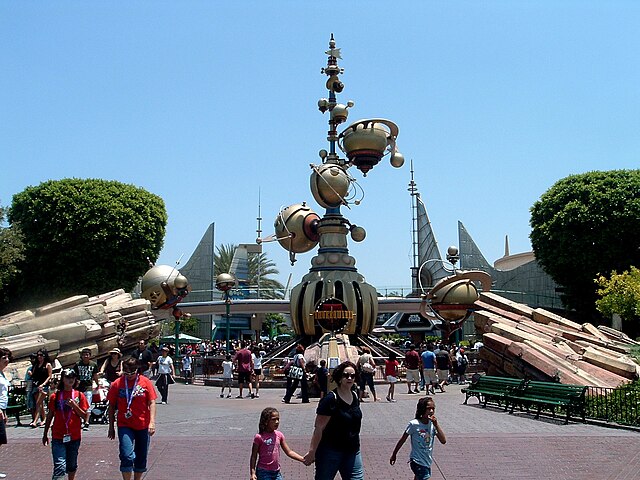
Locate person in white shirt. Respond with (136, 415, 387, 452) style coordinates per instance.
(155, 347, 175, 404)
(220, 354, 234, 398)
(0, 347, 14, 479)
(251, 346, 266, 399)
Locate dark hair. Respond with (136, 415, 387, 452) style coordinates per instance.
(415, 396, 435, 419)
(225, 354, 231, 361)
(121, 356, 140, 372)
(331, 361, 358, 385)
(81, 348, 92, 355)
(0, 347, 13, 363)
(295, 344, 305, 354)
(56, 368, 79, 391)
(320, 359, 326, 366)
(258, 407, 279, 434)
(388, 352, 397, 361)
(36, 348, 51, 366)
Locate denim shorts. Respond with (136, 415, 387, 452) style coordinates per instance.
(118, 426, 150, 473)
(410, 460, 432, 480)
(256, 468, 283, 480)
(51, 438, 81, 477)
(314, 446, 364, 480)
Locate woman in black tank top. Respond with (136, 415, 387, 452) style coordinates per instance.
(29, 348, 52, 428)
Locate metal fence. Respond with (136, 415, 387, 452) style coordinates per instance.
(585, 384, 640, 427)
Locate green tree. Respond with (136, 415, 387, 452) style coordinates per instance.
(7, 178, 167, 310)
(213, 243, 284, 299)
(530, 170, 640, 319)
(0, 203, 25, 304)
(596, 267, 640, 337)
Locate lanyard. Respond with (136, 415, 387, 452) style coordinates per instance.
(124, 374, 139, 412)
(58, 390, 76, 433)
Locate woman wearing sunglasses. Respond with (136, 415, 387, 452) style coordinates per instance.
(29, 348, 53, 428)
(303, 361, 364, 480)
(107, 356, 157, 480)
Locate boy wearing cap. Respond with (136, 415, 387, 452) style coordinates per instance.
(73, 349, 99, 430)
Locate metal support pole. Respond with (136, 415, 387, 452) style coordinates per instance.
(174, 318, 181, 359)
(225, 292, 231, 354)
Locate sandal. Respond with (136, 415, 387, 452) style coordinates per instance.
(29, 422, 37, 428)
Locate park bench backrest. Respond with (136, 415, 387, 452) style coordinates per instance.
(519, 381, 587, 401)
(474, 376, 524, 390)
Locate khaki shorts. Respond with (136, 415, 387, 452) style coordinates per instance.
(436, 369, 449, 382)
(406, 369, 420, 383)
(423, 369, 438, 384)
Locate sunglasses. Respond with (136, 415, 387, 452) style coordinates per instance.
(343, 373, 356, 379)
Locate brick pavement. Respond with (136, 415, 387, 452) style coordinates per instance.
(1, 382, 638, 479)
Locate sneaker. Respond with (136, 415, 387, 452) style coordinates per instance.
(236, 395, 243, 399)
(220, 394, 224, 398)
(255, 394, 259, 398)
(281, 399, 290, 404)
(227, 394, 232, 398)
(82, 424, 89, 431)
(407, 391, 415, 394)
(414, 389, 421, 394)
(0, 472, 6, 478)
(250, 393, 255, 399)
(161, 401, 167, 405)
(386, 396, 391, 402)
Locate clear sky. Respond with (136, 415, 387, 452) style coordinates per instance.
(2, 2, 638, 293)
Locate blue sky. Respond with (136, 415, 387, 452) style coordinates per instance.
(2, 2, 639, 292)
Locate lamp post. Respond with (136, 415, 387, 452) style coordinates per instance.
(215, 273, 236, 354)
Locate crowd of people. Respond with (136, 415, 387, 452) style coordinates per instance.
(0, 336, 468, 479)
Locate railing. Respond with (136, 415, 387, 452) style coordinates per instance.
(585, 384, 640, 427)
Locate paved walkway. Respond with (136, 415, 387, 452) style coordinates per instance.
(2, 382, 638, 479)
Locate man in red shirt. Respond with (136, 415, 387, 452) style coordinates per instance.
(404, 344, 421, 394)
(107, 356, 157, 480)
(233, 342, 254, 399)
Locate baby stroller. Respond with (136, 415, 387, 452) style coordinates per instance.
(89, 378, 110, 424)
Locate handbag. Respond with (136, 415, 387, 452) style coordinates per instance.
(287, 366, 305, 380)
(361, 362, 375, 374)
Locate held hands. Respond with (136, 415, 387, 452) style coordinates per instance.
(302, 451, 315, 466)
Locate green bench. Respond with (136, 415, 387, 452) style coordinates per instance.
(505, 380, 587, 424)
(462, 375, 526, 408)
(6, 384, 29, 426)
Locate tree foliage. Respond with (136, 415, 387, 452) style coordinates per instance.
(596, 267, 640, 336)
(7, 178, 167, 309)
(0, 204, 25, 303)
(213, 243, 284, 299)
(530, 170, 640, 318)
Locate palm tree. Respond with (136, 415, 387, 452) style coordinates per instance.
(214, 243, 285, 299)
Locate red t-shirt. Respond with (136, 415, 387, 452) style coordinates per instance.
(405, 350, 420, 370)
(385, 359, 399, 377)
(48, 389, 89, 441)
(107, 374, 157, 430)
(234, 349, 252, 373)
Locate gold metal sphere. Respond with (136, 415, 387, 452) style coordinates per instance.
(274, 203, 320, 254)
(310, 164, 350, 208)
(350, 226, 366, 242)
(390, 151, 405, 168)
